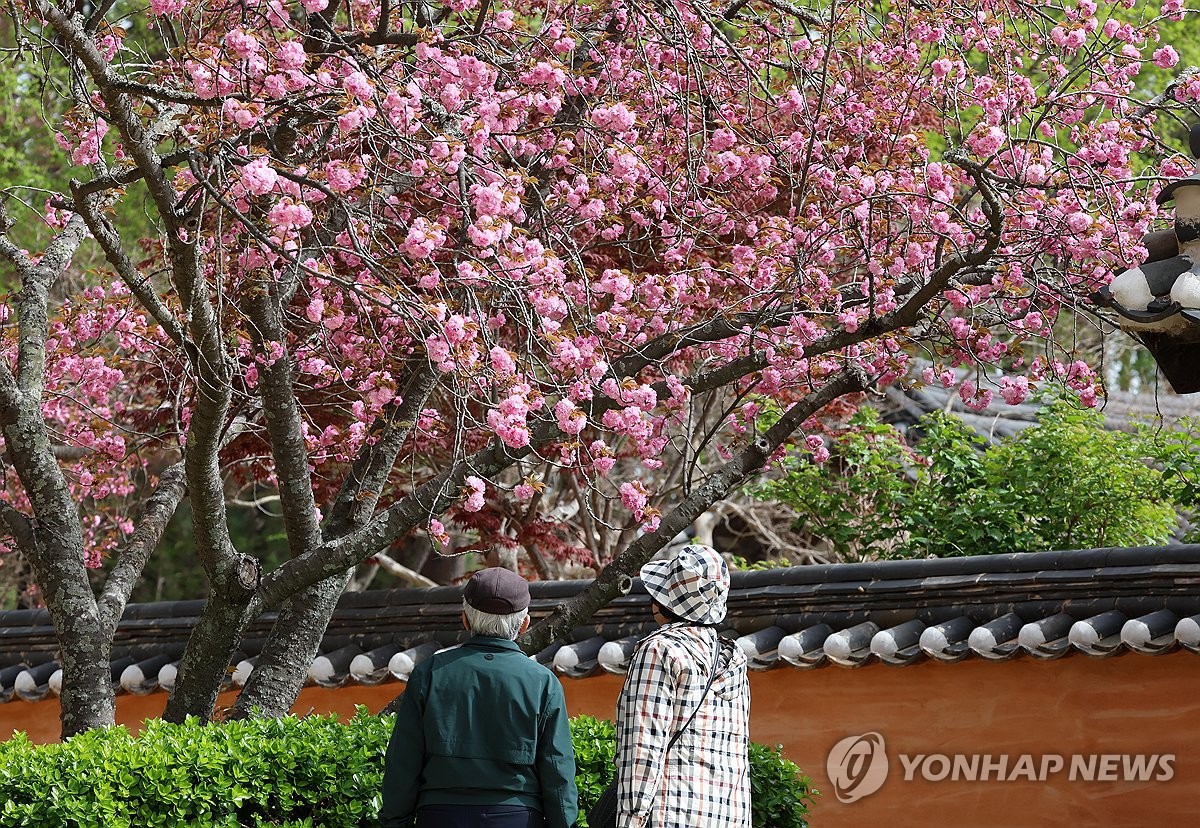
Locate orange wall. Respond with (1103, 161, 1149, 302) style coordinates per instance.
(0, 683, 404, 745)
(4, 653, 1196, 828)
(560, 655, 1200, 828)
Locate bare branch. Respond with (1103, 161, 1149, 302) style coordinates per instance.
(71, 150, 193, 198)
(71, 186, 191, 349)
(371, 552, 438, 587)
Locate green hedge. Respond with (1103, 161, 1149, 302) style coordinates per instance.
(0, 710, 816, 828)
(570, 715, 816, 828)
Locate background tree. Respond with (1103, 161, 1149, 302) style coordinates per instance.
(749, 400, 1181, 561)
(0, 0, 1192, 735)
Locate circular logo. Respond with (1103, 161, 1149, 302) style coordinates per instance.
(827, 732, 889, 803)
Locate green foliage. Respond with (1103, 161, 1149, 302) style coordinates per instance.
(728, 555, 796, 571)
(0, 712, 815, 828)
(1134, 417, 1200, 543)
(569, 714, 618, 824)
(749, 408, 915, 559)
(569, 715, 815, 828)
(0, 710, 392, 828)
(747, 742, 818, 828)
(751, 399, 1180, 559)
(0, 18, 155, 284)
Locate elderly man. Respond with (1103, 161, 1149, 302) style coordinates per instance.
(379, 567, 578, 828)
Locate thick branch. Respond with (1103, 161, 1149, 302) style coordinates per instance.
(97, 461, 187, 639)
(245, 282, 322, 558)
(0, 498, 37, 552)
(37, 3, 237, 582)
(228, 363, 441, 719)
(325, 362, 441, 537)
(520, 368, 867, 652)
(71, 150, 193, 198)
(107, 77, 224, 107)
(0, 337, 112, 736)
(72, 187, 190, 349)
(255, 426, 538, 606)
(0, 210, 90, 397)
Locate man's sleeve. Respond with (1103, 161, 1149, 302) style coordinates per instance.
(536, 679, 579, 828)
(614, 637, 677, 828)
(379, 662, 429, 828)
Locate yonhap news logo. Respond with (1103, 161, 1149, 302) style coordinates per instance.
(825, 732, 1176, 804)
(827, 732, 889, 803)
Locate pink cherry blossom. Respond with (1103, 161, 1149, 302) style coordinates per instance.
(3, 0, 1180, 731)
(999, 376, 1030, 405)
(342, 71, 374, 101)
(1153, 46, 1179, 69)
(239, 158, 278, 195)
(463, 476, 487, 512)
(149, 0, 186, 15)
(619, 481, 648, 515)
(429, 519, 450, 547)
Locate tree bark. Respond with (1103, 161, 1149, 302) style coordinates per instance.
(230, 365, 440, 718)
(0, 378, 116, 736)
(98, 462, 188, 641)
(162, 589, 255, 723)
(227, 571, 350, 719)
(0, 207, 115, 737)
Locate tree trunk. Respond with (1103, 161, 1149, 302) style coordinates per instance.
(53, 609, 116, 737)
(162, 590, 255, 723)
(38, 556, 116, 736)
(230, 367, 441, 718)
(230, 570, 350, 719)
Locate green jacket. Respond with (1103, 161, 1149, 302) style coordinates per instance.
(379, 636, 579, 828)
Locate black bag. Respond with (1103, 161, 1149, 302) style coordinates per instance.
(586, 637, 721, 828)
(585, 779, 619, 828)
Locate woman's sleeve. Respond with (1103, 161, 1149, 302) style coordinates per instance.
(614, 635, 680, 828)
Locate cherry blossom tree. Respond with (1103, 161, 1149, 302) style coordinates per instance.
(0, 0, 1191, 735)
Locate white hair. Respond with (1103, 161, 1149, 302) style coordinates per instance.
(463, 600, 529, 640)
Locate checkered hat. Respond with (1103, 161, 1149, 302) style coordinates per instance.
(639, 544, 730, 625)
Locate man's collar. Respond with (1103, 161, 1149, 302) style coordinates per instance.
(465, 635, 524, 652)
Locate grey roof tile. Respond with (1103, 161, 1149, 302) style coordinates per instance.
(597, 635, 640, 674)
(824, 621, 879, 667)
(5, 546, 1200, 700)
(871, 619, 926, 665)
(120, 654, 174, 695)
(967, 612, 1025, 660)
(386, 642, 440, 682)
(1174, 614, 1200, 651)
(552, 636, 606, 679)
(776, 624, 833, 669)
(1068, 610, 1127, 657)
(919, 616, 975, 662)
(736, 626, 788, 671)
(1121, 610, 1179, 654)
(1019, 613, 1075, 659)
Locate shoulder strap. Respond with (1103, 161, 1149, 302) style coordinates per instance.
(664, 635, 721, 753)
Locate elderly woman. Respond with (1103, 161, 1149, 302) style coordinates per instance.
(614, 544, 751, 828)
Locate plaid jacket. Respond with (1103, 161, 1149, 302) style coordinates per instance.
(614, 622, 751, 828)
